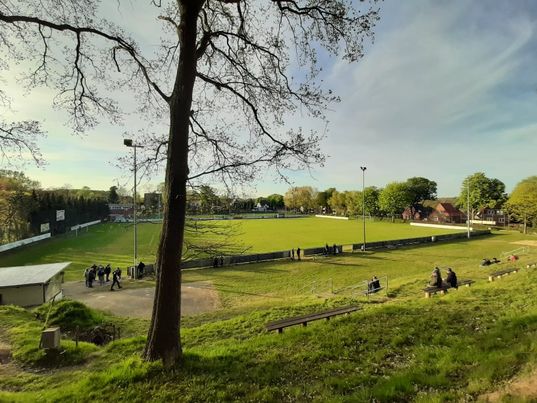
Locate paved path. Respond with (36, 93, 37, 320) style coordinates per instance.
(63, 280, 221, 319)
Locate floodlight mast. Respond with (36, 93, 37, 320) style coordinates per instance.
(467, 181, 471, 239)
(360, 166, 367, 251)
(124, 139, 144, 278)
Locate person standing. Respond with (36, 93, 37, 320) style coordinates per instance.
(291, 248, 295, 260)
(97, 266, 105, 286)
(84, 267, 90, 287)
(110, 268, 122, 291)
(104, 264, 111, 282)
(297, 247, 301, 260)
(88, 269, 95, 288)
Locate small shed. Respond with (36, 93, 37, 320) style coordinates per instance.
(0, 262, 69, 307)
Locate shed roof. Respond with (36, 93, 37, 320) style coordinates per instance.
(0, 262, 69, 288)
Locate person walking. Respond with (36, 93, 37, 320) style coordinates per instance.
(110, 268, 122, 291)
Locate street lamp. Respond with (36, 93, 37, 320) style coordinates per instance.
(124, 139, 144, 279)
(360, 166, 367, 251)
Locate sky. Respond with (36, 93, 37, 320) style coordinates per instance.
(2, 0, 537, 197)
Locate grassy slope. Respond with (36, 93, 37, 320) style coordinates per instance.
(2, 231, 537, 401)
(0, 218, 460, 281)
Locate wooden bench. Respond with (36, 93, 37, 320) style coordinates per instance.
(266, 306, 359, 333)
(423, 279, 475, 298)
(488, 268, 518, 282)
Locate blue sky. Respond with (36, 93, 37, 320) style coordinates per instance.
(3, 0, 537, 197)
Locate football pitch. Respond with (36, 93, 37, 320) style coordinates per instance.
(0, 217, 462, 280)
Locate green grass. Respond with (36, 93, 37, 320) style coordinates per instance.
(0, 217, 461, 281)
(2, 231, 537, 401)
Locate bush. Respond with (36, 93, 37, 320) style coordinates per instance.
(35, 299, 106, 332)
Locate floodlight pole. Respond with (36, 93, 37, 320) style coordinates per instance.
(124, 139, 144, 279)
(360, 166, 367, 251)
(467, 181, 471, 239)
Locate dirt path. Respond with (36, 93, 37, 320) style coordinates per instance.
(479, 369, 537, 401)
(63, 280, 221, 319)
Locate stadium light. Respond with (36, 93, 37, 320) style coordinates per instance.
(467, 181, 471, 239)
(124, 138, 144, 279)
(360, 166, 367, 251)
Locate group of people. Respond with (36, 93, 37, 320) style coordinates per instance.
(291, 248, 302, 260)
(480, 257, 500, 266)
(84, 264, 122, 291)
(324, 244, 340, 255)
(430, 267, 458, 289)
(212, 256, 225, 268)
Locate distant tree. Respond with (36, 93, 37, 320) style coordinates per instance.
(405, 177, 437, 214)
(108, 186, 120, 204)
(363, 186, 381, 217)
(315, 187, 336, 214)
(345, 191, 362, 217)
(198, 185, 219, 214)
(284, 186, 316, 212)
(327, 190, 346, 215)
(457, 173, 507, 220)
(266, 194, 284, 210)
(379, 182, 412, 221)
(505, 176, 537, 234)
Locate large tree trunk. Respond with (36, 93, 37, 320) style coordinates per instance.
(143, 1, 202, 366)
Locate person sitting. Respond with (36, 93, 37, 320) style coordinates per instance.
(480, 258, 491, 267)
(508, 255, 519, 262)
(492, 257, 500, 264)
(430, 267, 442, 288)
(445, 268, 458, 289)
(371, 276, 381, 291)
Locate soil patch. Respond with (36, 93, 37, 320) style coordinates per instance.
(480, 369, 537, 401)
(0, 341, 11, 365)
(63, 281, 221, 319)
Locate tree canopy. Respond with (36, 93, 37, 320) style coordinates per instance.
(379, 182, 412, 220)
(0, 0, 379, 365)
(505, 176, 537, 233)
(457, 172, 506, 218)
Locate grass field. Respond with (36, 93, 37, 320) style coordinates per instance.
(3, 231, 537, 401)
(0, 217, 462, 281)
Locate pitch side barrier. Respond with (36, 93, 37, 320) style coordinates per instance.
(177, 230, 491, 271)
(350, 229, 491, 251)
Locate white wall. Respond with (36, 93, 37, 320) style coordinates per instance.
(0, 233, 51, 253)
(410, 222, 470, 231)
(315, 215, 349, 220)
(0, 285, 44, 306)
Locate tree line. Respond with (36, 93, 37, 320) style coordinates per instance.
(0, 170, 109, 243)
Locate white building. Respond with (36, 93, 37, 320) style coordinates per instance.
(0, 262, 69, 307)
